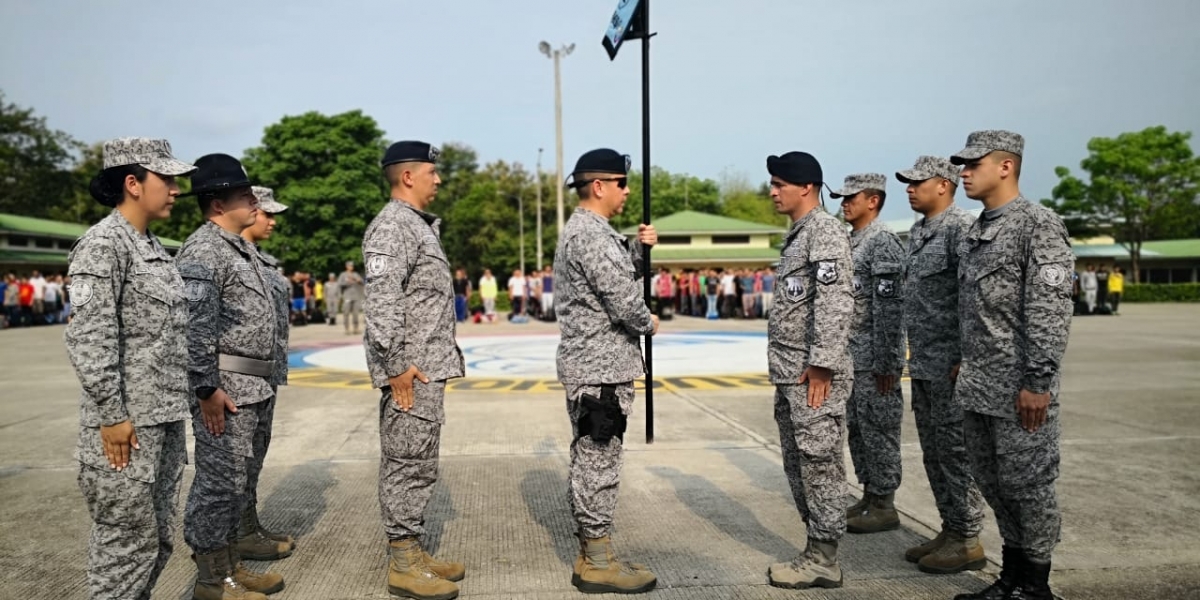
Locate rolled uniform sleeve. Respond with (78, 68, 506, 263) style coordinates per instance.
(871, 235, 905, 376)
(64, 236, 128, 426)
(178, 260, 222, 393)
(578, 237, 654, 336)
(364, 224, 415, 378)
(1021, 216, 1074, 393)
(809, 222, 854, 370)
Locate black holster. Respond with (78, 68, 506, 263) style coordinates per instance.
(577, 384, 627, 444)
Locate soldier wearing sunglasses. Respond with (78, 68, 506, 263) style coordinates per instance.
(554, 148, 659, 594)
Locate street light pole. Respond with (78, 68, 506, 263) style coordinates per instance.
(536, 147, 544, 270)
(518, 193, 525, 277)
(539, 41, 575, 236)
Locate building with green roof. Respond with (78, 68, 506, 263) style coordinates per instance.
(620, 211, 786, 270)
(0, 213, 182, 274)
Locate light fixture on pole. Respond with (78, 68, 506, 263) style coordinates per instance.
(536, 147, 544, 270)
(538, 41, 575, 237)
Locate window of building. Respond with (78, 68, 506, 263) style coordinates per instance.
(712, 235, 750, 245)
(35, 239, 54, 249)
(1169, 268, 1195, 284)
(9, 236, 30, 247)
(657, 236, 691, 245)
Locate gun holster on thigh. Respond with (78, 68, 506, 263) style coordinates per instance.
(576, 384, 627, 444)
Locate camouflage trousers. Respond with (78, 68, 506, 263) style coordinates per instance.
(565, 382, 635, 539)
(184, 399, 272, 553)
(76, 420, 187, 600)
(846, 370, 903, 495)
(911, 379, 984, 537)
(773, 384, 849, 542)
(963, 411, 1061, 561)
(379, 382, 445, 540)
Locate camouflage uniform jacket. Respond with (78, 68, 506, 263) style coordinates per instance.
(848, 219, 905, 376)
(903, 205, 974, 380)
(64, 210, 190, 427)
(177, 221, 277, 407)
(768, 208, 855, 385)
(251, 245, 290, 387)
(555, 207, 652, 384)
(957, 196, 1074, 419)
(362, 200, 464, 390)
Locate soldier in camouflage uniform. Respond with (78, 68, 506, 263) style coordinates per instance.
(896, 156, 987, 574)
(951, 131, 1073, 600)
(830, 173, 906, 535)
(65, 137, 196, 600)
(763, 151, 853, 590)
(178, 154, 283, 600)
(233, 186, 296, 561)
(555, 148, 660, 595)
(363, 141, 465, 600)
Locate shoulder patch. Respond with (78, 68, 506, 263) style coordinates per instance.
(367, 254, 392, 277)
(70, 281, 94, 307)
(815, 261, 839, 284)
(185, 280, 208, 302)
(876, 277, 898, 298)
(1038, 264, 1067, 286)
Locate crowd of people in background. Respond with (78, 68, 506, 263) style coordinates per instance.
(1, 270, 72, 328)
(650, 267, 777, 320)
(1072, 263, 1124, 316)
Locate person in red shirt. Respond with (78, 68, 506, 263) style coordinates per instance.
(17, 275, 35, 326)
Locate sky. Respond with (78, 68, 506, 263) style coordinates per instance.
(2, 0, 1199, 222)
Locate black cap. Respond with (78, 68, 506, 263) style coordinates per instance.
(566, 148, 630, 188)
(382, 141, 440, 167)
(766, 151, 823, 186)
(182, 153, 253, 197)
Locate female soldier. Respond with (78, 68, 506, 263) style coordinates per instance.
(64, 137, 196, 600)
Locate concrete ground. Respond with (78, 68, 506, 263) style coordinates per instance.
(1, 304, 1198, 599)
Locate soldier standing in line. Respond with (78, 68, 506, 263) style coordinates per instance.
(178, 154, 284, 600)
(831, 173, 906, 535)
(65, 137, 196, 600)
(555, 148, 659, 595)
(896, 156, 987, 573)
(763, 151, 854, 590)
(951, 131, 1073, 600)
(233, 186, 297, 561)
(363, 141, 465, 600)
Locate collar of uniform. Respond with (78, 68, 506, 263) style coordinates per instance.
(109, 209, 169, 263)
(850, 218, 886, 240)
(255, 245, 279, 267)
(394, 199, 440, 226)
(573, 206, 610, 225)
(203, 220, 256, 258)
(783, 208, 820, 246)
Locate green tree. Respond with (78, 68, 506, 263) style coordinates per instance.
(241, 110, 389, 275)
(48, 142, 111, 225)
(717, 169, 788, 229)
(611, 168, 722, 231)
(0, 91, 80, 217)
(1042, 126, 1200, 281)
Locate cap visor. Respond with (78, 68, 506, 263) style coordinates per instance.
(146, 158, 198, 176)
(830, 187, 860, 199)
(261, 202, 288, 213)
(949, 147, 990, 165)
(895, 169, 931, 184)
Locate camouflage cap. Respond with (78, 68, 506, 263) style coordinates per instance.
(950, 130, 1024, 165)
(830, 173, 887, 199)
(102, 137, 196, 176)
(896, 155, 961, 186)
(251, 186, 288, 214)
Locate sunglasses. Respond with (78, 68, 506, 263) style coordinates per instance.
(579, 176, 628, 189)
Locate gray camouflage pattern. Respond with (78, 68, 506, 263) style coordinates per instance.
(244, 395, 276, 512)
(565, 382, 635, 538)
(903, 205, 974, 380)
(911, 379, 984, 537)
(830, 173, 888, 198)
(964, 412, 1060, 560)
(848, 219, 905, 376)
(64, 210, 191, 427)
(846, 377, 902, 496)
(957, 197, 1074, 418)
(101, 137, 196, 176)
(378, 382, 445, 539)
(184, 401, 268, 552)
(951, 130, 1026, 164)
(250, 186, 289, 214)
(774, 385, 848, 542)
(76, 421, 187, 600)
(177, 221, 278, 407)
(896, 155, 961, 186)
(362, 200, 464, 394)
(251, 245, 290, 386)
(554, 207, 653, 384)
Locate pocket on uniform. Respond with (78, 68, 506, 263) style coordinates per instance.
(380, 394, 442, 461)
(75, 426, 161, 484)
(995, 417, 1061, 491)
(918, 252, 949, 278)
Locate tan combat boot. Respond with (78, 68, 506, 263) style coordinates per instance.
(846, 491, 900, 533)
(235, 507, 294, 561)
(918, 530, 986, 574)
(845, 492, 872, 519)
(387, 537, 459, 600)
(905, 530, 949, 563)
(572, 535, 657, 594)
(768, 538, 843, 589)
(420, 547, 466, 582)
(191, 548, 268, 600)
(230, 547, 285, 595)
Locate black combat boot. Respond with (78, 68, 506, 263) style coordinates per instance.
(1017, 558, 1054, 600)
(953, 545, 1024, 600)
